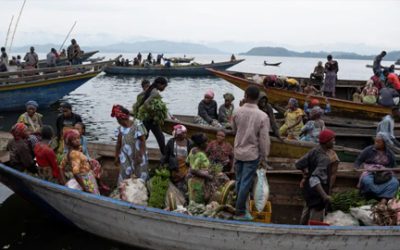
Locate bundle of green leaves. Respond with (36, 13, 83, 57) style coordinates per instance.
(331, 189, 377, 213)
(148, 169, 171, 209)
(137, 97, 168, 126)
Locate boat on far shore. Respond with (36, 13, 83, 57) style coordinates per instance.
(103, 59, 244, 76)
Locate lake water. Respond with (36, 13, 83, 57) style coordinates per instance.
(0, 54, 391, 249)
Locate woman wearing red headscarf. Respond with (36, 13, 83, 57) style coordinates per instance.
(111, 104, 148, 185)
(6, 123, 35, 172)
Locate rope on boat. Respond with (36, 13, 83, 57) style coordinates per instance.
(4, 15, 14, 48)
(59, 21, 77, 51)
(8, 0, 27, 53)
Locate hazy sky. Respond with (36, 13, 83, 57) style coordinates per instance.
(1, 0, 399, 52)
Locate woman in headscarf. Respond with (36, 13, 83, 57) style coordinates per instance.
(218, 93, 235, 127)
(354, 133, 399, 204)
(112, 104, 148, 185)
(279, 98, 305, 139)
(161, 124, 193, 193)
(300, 107, 325, 143)
(206, 130, 234, 173)
(60, 129, 99, 194)
(17, 100, 43, 133)
(195, 90, 220, 127)
(322, 55, 339, 97)
(187, 133, 212, 204)
(6, 123, 35, 172)
(361, 79, 379, 104)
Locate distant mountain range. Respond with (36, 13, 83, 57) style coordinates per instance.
(241, 47, 400, 61)
(10, 40, 225, 54)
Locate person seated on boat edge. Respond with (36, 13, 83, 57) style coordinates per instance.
(34, 125, 65, 184)
(232, 86, 270, 221)
(55, 102, 83, 156)
(23, 46, 39, 69)
(303, 96, 331, 119)
(279, 98, 305, 140)
(300, 107, 326, 143)
(352, 87, 362, 103)
(111, 104, 149, 185)
(156, 54, 163, 64)
(161, 124, 193, 195)
(132, 79, 151, 117)
(378, 87, 400, 107)
(187, 133, 213, 205)
(354, 133, 399, 205)
(60, 129, 100, 194)
(164, 60, 171, 68)
(67, 39, 82, 65)
(323, 55, 339, 98)
(6, 123, 36, 173)
(17, 100, 43, 134)
(303, 81, 321, 96)
(46, 48, 58, 67)
(206, 130, 234, 174)
(0, 61, 7, 72)
(372, 51, 387, 77)
(262, 74, 283, 88)
(310, 61, 325, 85)
(0, 47, 8, 65)
(230, 54, 236, 62)
(296, 129, 339, 225)
(218, 93, 235, 128)
(124, 58, 130, 67)
(147, 53, 152, 63)
(284, 78, 301, 92)
(194, 90, 221, 128)
(136, 77, 168, 155)
(376, 107, 400, 153)
(133, 57, 140, 66)
(383, 69, 400, 92)
(361, 79, 379, 105)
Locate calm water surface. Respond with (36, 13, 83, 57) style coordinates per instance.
(0, 54, 384, 249)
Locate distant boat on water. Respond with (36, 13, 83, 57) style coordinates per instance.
(264, 61, 281, 66)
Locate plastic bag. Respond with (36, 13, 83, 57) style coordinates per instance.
(252, 169, 270, 212)
(119, 178, 148, 206)
(324, 210, 359, 226)
(350, 205, 375, 226)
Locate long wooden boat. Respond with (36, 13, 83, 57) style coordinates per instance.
(103, 59, 245, 76)
(1, 133, 400, 249)
(264, 61, 282, 66)
(0, 61, 113, 111)
(208, 68, 392, 121)
(37, 50, 99, 68)
(163, 115, 361, 163)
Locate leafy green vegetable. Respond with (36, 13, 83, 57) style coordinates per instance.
(137, 97, 168, 126)
(148, 168, 170, 209)
(331, 189, 377, 212)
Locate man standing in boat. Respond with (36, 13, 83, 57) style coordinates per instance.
(23, 46, 39, 69)
(232, 86, 270, 221)
(296, 129, 339, 225)
(67, 39, 82, 65)
(373, 51, 387, 76)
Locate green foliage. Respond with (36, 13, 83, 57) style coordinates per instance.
(332, 189, 377, 213)
(209, 163, 223, 176)
(148, 168, 170, 209)
(137, 97, 168, 126)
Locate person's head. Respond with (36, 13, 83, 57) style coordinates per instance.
(317, 61, 323, 66)
(173, 124, 187, 140)
(154, 77, 168, 91)
(288, 98, 299, 110)
(111, 104, 130, 126)
(327, 55, 333, 61)
(389, 64, 395, 70)
(60, 102, 72, 117)
(25, 100, 38, 116)
(310, 98, 320, 107)
(74, 122, 86, 136)
(51, 48, 56, 53)
(223, 93, 235, 107)
(244, 86, 260, 104)
(366, 79, 374, 88)
(17, 55, 21, 59)
(381, 51, 387, 57)
(355, 87, 362, 94)
(64, 129, 81, 149)
(1, 47, 5, 52)
(383, 69, 389, 76)
(258, 92, 269, 108)
(10, 123, 28, 140)
(216, 130, 226, 144)
(71, 39, 76, 45)
(319, 129, 335, 149)
(30, 46, 35, 53)
(310, 106, 323, 120)
(374, 132, 389, 151)
(141, 79, 150, 91)
(204, 90, 215, 104)
(191, 133, 208, 150)
(40, 125, 54, 141)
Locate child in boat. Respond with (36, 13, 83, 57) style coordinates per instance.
(352, 87, 362, 103)
(60, 129, 100, 194)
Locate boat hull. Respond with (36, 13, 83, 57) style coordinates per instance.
(103, 60, 244, 76)
(1, 163, 400, 250)
(0, 72, 100, 111)
(37, 51, 99, 68)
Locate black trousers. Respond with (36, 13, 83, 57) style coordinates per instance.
(143, 119, 166, 155)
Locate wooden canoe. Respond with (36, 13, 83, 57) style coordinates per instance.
(37, 50, 99, 68)
(264, 61, 282, 66)
(163, 115, 361, 163)
(1, 133, 400, 249)
(103, 59, 244, 76)
(208, 68, 392, 121)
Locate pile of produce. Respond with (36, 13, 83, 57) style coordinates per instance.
(137, 97, 168, 126)
(331, 189, 376, 213)
(148, 169, 170, 208)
